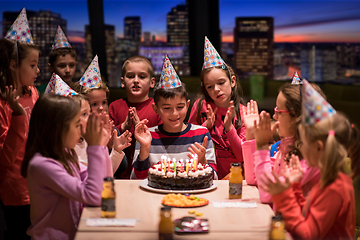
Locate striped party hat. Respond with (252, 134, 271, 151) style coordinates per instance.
(4, 8, 33, 43)
(301, 79, 336, 125)
(158, 55, 182, 89)
(203, 36, 225, 69)
(52, 25, 72, 50)
(79, 55, 102, 88)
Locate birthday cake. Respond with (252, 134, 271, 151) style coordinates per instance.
(147, 156, 213, 190)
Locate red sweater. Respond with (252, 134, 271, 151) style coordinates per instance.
(272, 173, 355, 240)
(188, 100, 246, 179)
(0, 87, 38, 206)
(109, 97, 162, 178)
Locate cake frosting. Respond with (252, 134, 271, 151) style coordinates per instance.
(147, 155, 213, 190)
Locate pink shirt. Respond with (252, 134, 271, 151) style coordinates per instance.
(0, 87, 38, 206)
(189, 100, 246, 179)
(242, 138, 320, 203)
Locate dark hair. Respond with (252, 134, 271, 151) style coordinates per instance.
(21, 94, 80, 177)
(279, 83, 326, 162)
(196, 64, 245, 129)
(48, 47, 77, 66)
(0, 38, 40, 98)
(122, 55, 154, 78)
(153, 83, 188, 105)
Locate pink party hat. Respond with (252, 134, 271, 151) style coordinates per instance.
(4, 8, 33, 43)
(301, 79, 336, 125)
(291, 71, 302, 84)
(203, 36, 226, 69)
(52, 26, 72, 50)
(79, 55, 102, 88)
(44, 73, 57, 94)
(45, 73, 77, 96)
(54, 74, 77, 96)
(158, 55, 182, 89)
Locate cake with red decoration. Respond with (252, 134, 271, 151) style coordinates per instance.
(147, 155, 213, 190)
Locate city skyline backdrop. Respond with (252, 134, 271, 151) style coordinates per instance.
(1, 0, 360, 43)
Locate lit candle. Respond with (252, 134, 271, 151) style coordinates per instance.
(186, 162, 189, 175)
(164, 159, 167, 173)
(174, 161, 176, 177)
(194, 154, 198, 171)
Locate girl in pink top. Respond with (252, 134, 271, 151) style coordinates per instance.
(242, 83, 322, 203)
(21, 95, 113, 240)
(0, 38, 40, 240)
(188, 64, 246, 180)
(261, 111, 358, 240)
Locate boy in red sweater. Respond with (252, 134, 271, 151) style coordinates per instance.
(109, 56, 162, 178)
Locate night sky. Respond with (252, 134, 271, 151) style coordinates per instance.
(1, 0, 360, 43)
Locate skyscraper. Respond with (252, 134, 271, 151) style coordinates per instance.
(167, 4, 188, 46)
(234, 17, 274, 79)
(166, 4, 190, 76)
(124, 16, 141, 47)
(3, 10, 66, 85)
(143, 32, 151, 45)
(301, 45, 337, 82)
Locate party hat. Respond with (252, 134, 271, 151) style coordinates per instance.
(158, 55, 182, 89)
(4, 8, 33, 43)
(291, 71, 302, 84)
(301, 79, 336, 125)
(52, 25, 72, 50)
(44, 73, 57, 94)
(45, 73, 77, 96)
(78, 55, 102, 88)
(203, 36, 226, 69)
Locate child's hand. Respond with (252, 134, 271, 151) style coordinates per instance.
(134, 119, 152, 146)
(130, 107, 140, 127)
(204, 104, 217, 130)
(260, 169, 291, 196)
(243, 100, 259, 140)
(113, 130, 132, 153)
(254, 111, 272, 150)
(5, 86, 25, 115)
(83, 113, 104, 146)
(188, 136, 208, 165)
(224, 101, 235, 132)
(135, 119, 152, 161)
(284, 154, 303, 184)
(99, 113, 112, 147)
(121, 109, 133, 131)
(107, 119, 115, 149)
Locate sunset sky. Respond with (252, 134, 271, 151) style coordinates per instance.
(1, 0, 360, 43)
